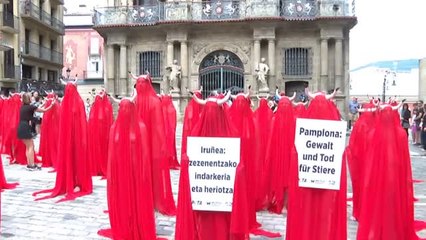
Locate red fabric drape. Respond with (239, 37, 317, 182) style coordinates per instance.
(39, 94, 61, 168)
(262, 97, 296, 214)
(253, 98, 273, 210)
(161, 95, 179, 169)
(181, 92, 203, 164)
(175, 100, 249, 240)
(286, 95, 347, 240)
(98, 99, 156, 240)
(357, 106, 425, 240)
(346, 102, 376, 220)
(33, 83, 92, 202)
(0, 97, 19, 190)
(88, 94, 113, 176)
(135, 76, 176, 215)
(229, 95, 258, 230)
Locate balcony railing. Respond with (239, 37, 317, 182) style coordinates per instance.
(93, 0, 355, 26)
(0, 11, 19, 32)
(19, 79, 65, 97)
(20, 0, 65, 35)
(23, 41, 63, 65)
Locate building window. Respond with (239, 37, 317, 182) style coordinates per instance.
(283, 48, 311, 76)
(138, 51, 162, 78)
(47, 70, 57, 82)
(4, 49, 15, 78)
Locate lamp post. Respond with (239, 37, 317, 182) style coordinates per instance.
(66, 68, 71, 80)
(382, 70, 397, 102)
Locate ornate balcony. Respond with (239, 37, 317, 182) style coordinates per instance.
(0, 11, 19, 34)
(23, 41, 63, 66)
(20, 0, 65, 35)
(93, 0, 355, 27)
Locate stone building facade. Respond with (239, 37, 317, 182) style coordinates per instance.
(93, 0, 357, 114)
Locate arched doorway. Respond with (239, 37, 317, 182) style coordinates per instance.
(199, 50, 244, 99)
(285, 81, 309, 102)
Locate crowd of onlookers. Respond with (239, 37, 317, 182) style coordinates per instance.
(348, 97, 426, 150)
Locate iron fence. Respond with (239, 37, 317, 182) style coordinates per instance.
(24, 41, 63, 65)
(93, 0, 355, 26)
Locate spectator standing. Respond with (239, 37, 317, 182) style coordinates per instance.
(348, 97, 360, 130)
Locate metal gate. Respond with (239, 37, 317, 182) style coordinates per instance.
(199, 50, 244, 99)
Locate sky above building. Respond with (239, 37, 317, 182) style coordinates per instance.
(350, 0, 426, 69)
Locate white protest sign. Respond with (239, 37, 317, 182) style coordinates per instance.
(294, 118, 347, 190)
(187, 137, 240, 212)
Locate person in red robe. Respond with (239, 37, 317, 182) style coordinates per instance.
(293, 101, 308, 118)
(33, 78, 92, 202)
(98, 96, 157, 240)
(262, 93, 296, 214)
(228, 91, 259, 230)
(253, 96, 273, 210)
(357, 101, 426, 240)
(286, 89, 347, 240)
(346, 99, 378, 221)
(181, 87, 203, 165)
(0, 95, 19, 190)
(39, 92, 61, 168)
(175, 91, 250, 240)
(160, 92, 179, 169)
(88, 90, 113, 177)
(134, 74, 176, 215)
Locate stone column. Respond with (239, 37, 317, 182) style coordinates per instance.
(180, 40, 188, 94)
(335, 38, 343, 91)
(119, 44, 127, 96)
(320, 38, 329, 91)
(253, 39, 261, 91)
(268, 39, 276, 92)
(167, 41, 174, 67)
(106, 44, 115, 93)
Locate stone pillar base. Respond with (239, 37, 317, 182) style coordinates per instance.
(259, 88, 270, 94)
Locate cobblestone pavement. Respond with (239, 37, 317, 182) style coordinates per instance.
(1, 124, 425, 239)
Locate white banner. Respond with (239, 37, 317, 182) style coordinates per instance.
(187, 137, 240, 212)
(294, 118, 347, 190)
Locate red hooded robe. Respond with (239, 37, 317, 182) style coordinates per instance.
(39, 93, 61, 168)
(161, 94, 179, 169)
(286, 94, 347, 240)
(181, 91, 203, 164)
(88, 93, 113, 176)
(175, 99, 249, 240)
(98, 99, 156, 240)
(33, 83, 92, 202)
(135, 75, 176, 215)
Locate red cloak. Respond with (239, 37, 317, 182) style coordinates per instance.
(357, 106, 424, 240)
(175, 100, 249, 240)
(39, 94, 61, 168)
(135, 75, 176, 215)
(262, 97, 296, 214)
(161, 94, 179, 169)
(346, 102, 376, 220)
(229, 95, 258, 230)
(286, 95, 347, 240)
(98, 99, 156, 240)
(33, 83, 92, 202)
(0, 97, 19, 190)
(88, 93, 113, 176)
(181, 91, 203, 163)
(293, 102, 307, 118)
(253, 98, 273, 210)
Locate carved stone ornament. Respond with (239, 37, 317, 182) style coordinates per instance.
(192, 43, 208, 58)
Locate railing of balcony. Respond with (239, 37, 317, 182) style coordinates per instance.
(20, 0, 65, 34)
(4, 64, 15, 78)
(19, 79, 65, 97)
(93, 0, 355, 26)
(24, 41, 63, 65)
(1, 11, 19, 30)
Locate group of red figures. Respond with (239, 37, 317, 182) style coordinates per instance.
(0, 75, 425, 240)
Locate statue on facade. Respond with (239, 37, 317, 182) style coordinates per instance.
(255, 57, 270, 91)
(166, 59, 182, 91)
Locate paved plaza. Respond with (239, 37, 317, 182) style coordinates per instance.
(1, 124, 426, 239)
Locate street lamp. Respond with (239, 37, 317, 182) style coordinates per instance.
(382, 70, 397, 102)
(66, 68, 71, 80)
